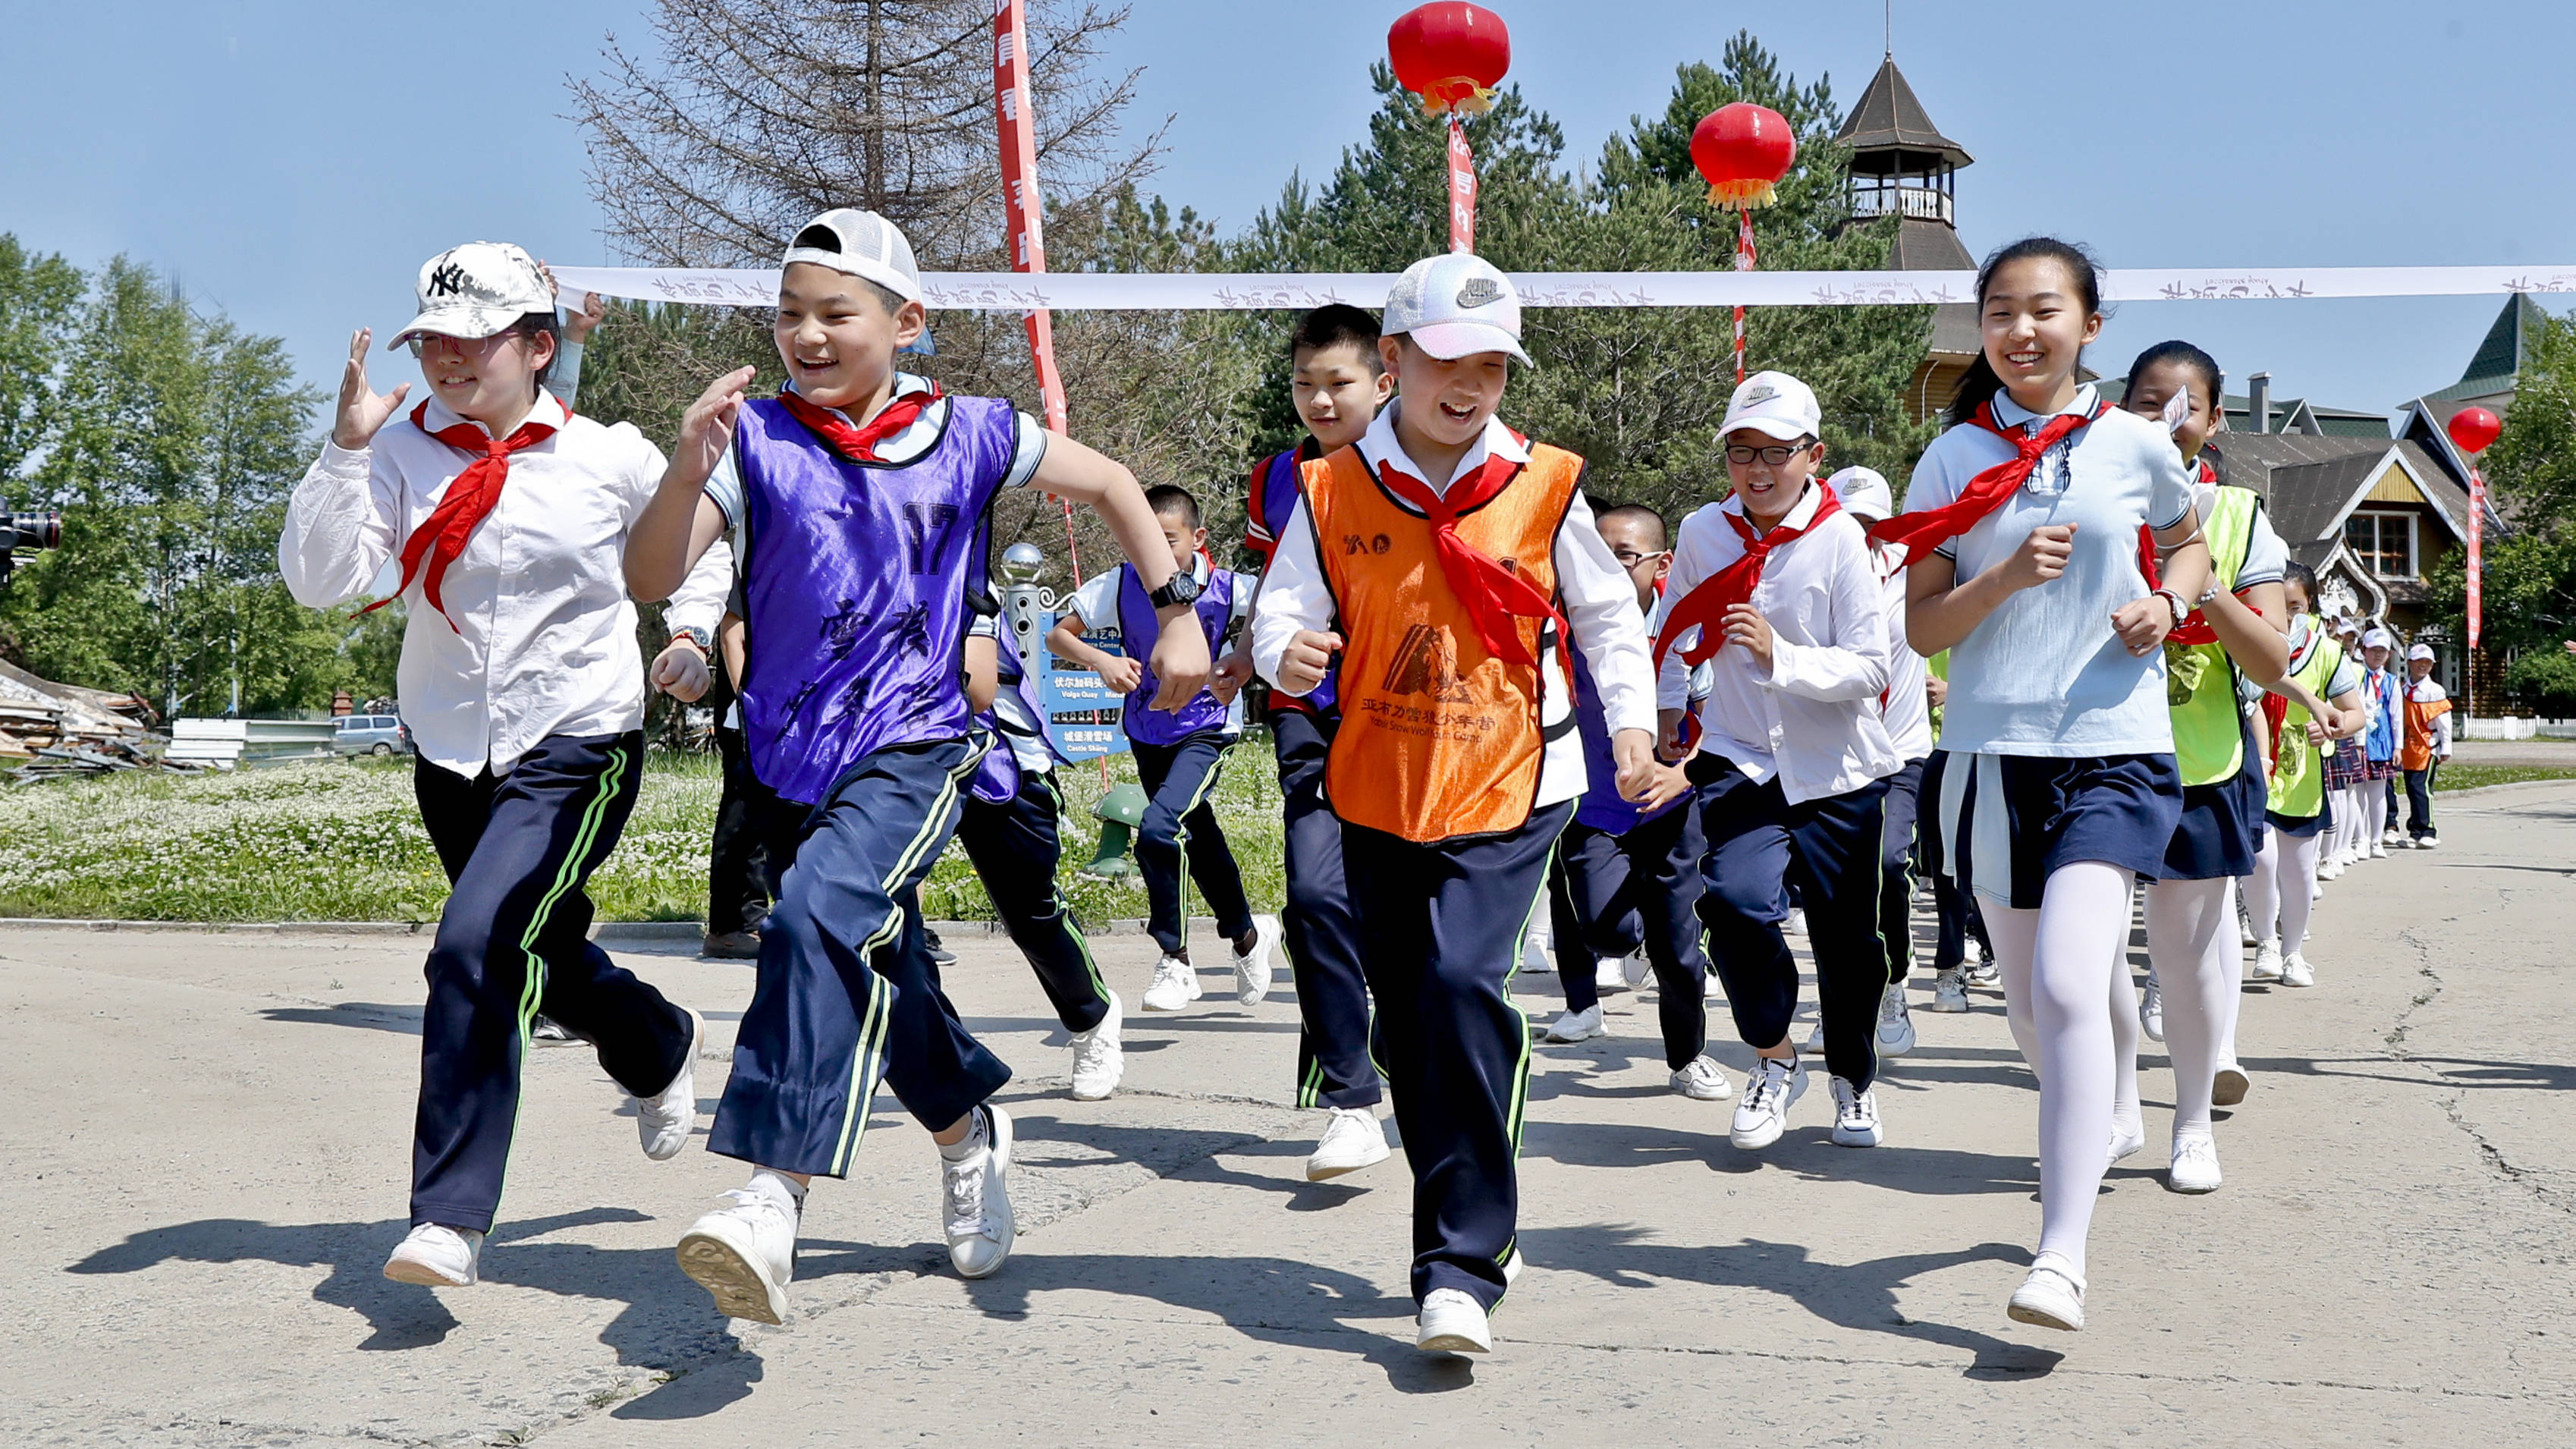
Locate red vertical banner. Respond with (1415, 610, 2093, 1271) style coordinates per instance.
(1732, 210, 1758, 384)
(992, 0, 1079, 573)
(2468, 466, 2486, 652)
(1446, 117, 1478, 253)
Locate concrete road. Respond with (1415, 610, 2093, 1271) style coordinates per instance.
(4, 785, 2573, 1447)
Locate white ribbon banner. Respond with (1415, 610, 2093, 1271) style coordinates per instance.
(549, 264, 2576, 313)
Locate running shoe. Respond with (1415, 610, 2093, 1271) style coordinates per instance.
(926, 927, 956, 966)
(2008, 1263, 2085, 1332)
(2419, 831, 2440, 850)
(1593, 956, 1629, 994)
(2382, 825, 2404, 848)
(1306, 1106, 1392, 1181)
(1730, 1056, 1807, 1150)
(2109, 1124, 2147, 1168)
(1669, 1055, 1733, 1101)
(1545, 1004, 1606, 1042)
(1829, 1076, 1883, 1147)
(2369, 843, 2390, 860)
(679, 1184, 797, 1324)
(2213, 1059, 2249, 1107)
(700, 929, 762, 960)
(530, 1014, 583, 1046)
(2281, 952, 2316, 989)
(2139, 978, 2165, 1043)
(1416, 1288, 1492, 1354)
(1804, 1021, 1827, 1055)
(1966, 950, 2001, 989)
(1142, 953, 1200, 1012)
(942, 1105, 1015, 1279)
(2248, 940, 2283, 983)
(635, 1007, 705, 1161)
(1929, 967, 1971, 1014)
(2169, 1134, 2223, 1193)
(2317, 859, 2345, 882)
(1069, 990, 1124, 1101)
(1234, 915, 1281, 1004)
(384, 1223, 482, 1287)
(1875, 983, 1916, 1057)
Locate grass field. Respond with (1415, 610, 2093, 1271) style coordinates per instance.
(0, 743, 1289, 926)
(2432, 762, 2576, 791)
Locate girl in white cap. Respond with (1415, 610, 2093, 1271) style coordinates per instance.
(279, 242, 731, 1289)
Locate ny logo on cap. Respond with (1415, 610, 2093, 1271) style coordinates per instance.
(1455, 277, 1502, 310)
(426, 262, 470, 298)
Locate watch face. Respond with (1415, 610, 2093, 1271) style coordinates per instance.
(1156, 572, 1203, 606)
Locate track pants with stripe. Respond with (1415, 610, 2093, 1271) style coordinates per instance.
(1919, 752, 1993, 971)
(957, 769, 1111, 1035)
(1878, 757, 1926, 985)
(1271, 709, 1380, 1109)
(1343, 800, 1572, 1310)
(708, 736, 1012, 1177)
(1693, 762, 1893, 1092)
(409, 731, 692, 1233)
(1547, 806, 1711, 1070)
(1132, 734, 1255, 956)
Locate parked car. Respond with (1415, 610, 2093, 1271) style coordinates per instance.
(333, 714, 410, 758)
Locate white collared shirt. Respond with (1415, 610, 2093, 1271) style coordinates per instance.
(1873, 541, 1934, 760)
(699, 372, 1047, 530)
(1066, 553, 1253, 736)
(280, 388, 733, 778)
(1654, 484, 1901, 803)
(1250, 401, 1657, 809)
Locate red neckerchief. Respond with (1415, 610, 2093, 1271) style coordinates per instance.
(361, 402, 559, 630)
(2142, 457, 2223, 646)
(1372, 451, 1572, 683)
(1651, 485, 1842, 673)
(777, 379, 943, 465)
(1864, 396, 2108, 556)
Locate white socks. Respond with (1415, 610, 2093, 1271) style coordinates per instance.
(748, 1168, 806, 1212)
(2144, 876, 2238, 1139)
(937, 1107, 991, 1162)
(1980, 861, 2135, 1283)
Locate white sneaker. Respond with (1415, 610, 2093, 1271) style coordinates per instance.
(1416, 1287, 1492, 1354)
(1875, 983, 1916, 1057)
(2139, 979, 2165, 1043)
(1306, 1106, 1392, 1181)
(941, 1105, 1015, 1279)
(2281, 952, 2316, 989)
(1234, 915, 1280, 1004)
(2007, 1263, 2086, 1331)
(2213, 1059, 2249, 1107)
(677, 1185, 797, 1324)
(1069, 990, 1124, 1101)
(2369, 843, 2390, 860)
(2419, 832, 2440, 850)
(1669, 1055, 1733, 1101)
(2169, 1134, 2223, 1193)
(2108, 1124, 2147, 1168)
(1519, 925, 1552, 978)
(1804, 1021, 1827, 1055)
(1786, 907, 1808, 936)
(1544, 1004, 1606, 1042)
(1593, 956, 1629, 994)
(1966, 951, 2000, 989)
(1730, 1056, 1807, 1150)
(384, 1223, 482, 1287)
(1829, 1076, 1883, 1147)
(2248, 940, 2283, 984)
(635, 1007, 705, 1161)
(1929, 968, 1971, 1013)
(1142, 953, 1200, 1012)
(2317, 859, 2344, 882)
(2382, 826, 2404, 848)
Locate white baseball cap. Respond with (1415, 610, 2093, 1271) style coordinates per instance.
(783, 207, 922, 305)
(2407, 642, 2436, 662)
(1381, 253, 1530, 365)
(1722, 370, 1822, 443)
(1828, 466, 1893, 521)
(390, 241, 552, 348)
(2363, 627, 2396, 650)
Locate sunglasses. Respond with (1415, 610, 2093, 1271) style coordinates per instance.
(405, 330, 531, 360)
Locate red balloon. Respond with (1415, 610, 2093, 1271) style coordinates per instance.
(1388, 3, 1511, 115)
(2448, 404, 2502, 455)
(1691, 102, 1798, 210)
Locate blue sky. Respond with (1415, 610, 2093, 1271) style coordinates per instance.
(5, 0, 2569, 426)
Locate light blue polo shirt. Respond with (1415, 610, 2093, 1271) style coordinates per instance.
(1902, 385, 2196, 757)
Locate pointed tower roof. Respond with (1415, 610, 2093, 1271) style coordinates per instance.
(1836, 55, 1971, 170)
(2426, 293, 2548, 401)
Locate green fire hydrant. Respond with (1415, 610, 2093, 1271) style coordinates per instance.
(1081, 781, 1149, 880)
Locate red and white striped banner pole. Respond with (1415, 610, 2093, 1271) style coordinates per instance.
(1446, 117, 1478, 253)
(1733, 211, 1757, 384)
(992, 0, 1081, 574)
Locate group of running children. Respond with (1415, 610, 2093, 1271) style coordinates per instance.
(278, 208, 2455, 1354)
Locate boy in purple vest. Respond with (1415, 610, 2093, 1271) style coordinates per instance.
(1231, 305, 1396, 1181)
(626, 207, 1210, 1325)
(1048, 486, 1280, 1014)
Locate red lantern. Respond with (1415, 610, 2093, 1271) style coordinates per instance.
(2448, 405, 2502, 455)
(1388, 3, 1511, 115)
(1690, 102, 1798, 209)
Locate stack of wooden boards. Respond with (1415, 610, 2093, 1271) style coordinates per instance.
(0, 660, 164, 781)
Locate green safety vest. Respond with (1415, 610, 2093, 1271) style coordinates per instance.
(2164, 486, 2263, 787)
(2267, 627, 2346, 820)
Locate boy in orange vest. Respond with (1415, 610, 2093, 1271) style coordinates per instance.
(1252, 253, 1659, 1356)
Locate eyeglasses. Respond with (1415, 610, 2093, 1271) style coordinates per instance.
(1724, 442, 1813, 467)
(1610, 548, 1669, 569)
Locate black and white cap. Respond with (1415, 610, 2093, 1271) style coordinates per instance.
(1381, 252, 1530, 365)
(782, 207, 922, 305)
(390, 242, 552, 349)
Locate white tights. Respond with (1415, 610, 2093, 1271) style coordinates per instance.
(1981, 860, 2136, 1284)
(2363, 778, 2389, 847)
(2143, 877, 2238, 1140)
(2245, 826, 2320, 957)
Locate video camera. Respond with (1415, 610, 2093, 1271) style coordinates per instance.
(2, 511, 62, 587)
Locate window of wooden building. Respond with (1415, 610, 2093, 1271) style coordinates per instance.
(2345, 511, 2419, 579)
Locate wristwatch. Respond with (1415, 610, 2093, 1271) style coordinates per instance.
(669, 625, 712, 654)
(2152, 589, 2189, 628)
(1148, 571, 1203, 610)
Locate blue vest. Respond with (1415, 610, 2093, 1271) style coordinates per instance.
(734, 394, 1014, 805)
(1114, 562, 1238, 747)
(971, 620, 1062, 804)
(1251, 448, 1338, 714)
(1570, 648, 1685, 835)
(2362, 667, 2400, 764)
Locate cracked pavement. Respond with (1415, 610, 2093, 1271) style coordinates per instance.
(5, 783, 2573, 1445)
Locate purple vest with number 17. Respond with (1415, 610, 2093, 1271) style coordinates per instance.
(734, 394, 1013, 805)
(1114, 562, 1237, 747)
